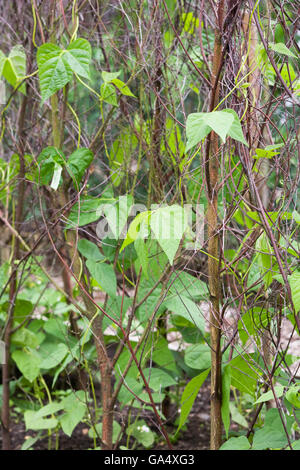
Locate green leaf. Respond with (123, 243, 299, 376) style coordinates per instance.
(24, 410, 58, 431)
(117, 377, 143, 405)
(36, 146, 66, 186)
(21, 433, 42, 450)
(219, 436, 251, 450)
(274, 271, 300, 313)
(77, 239, 104, 261)
(37, 43, 72, 102)
(2, 45, 26, 94)
(292, 440, 300, 450)
(177, 368, 210, 432)
(37, 39, 91, 102)
(102, 70, 121, 82)
(11, 327, 40, 349)
(166, 271, 209, 300)
(230, 354, 259, 396)
(86, 260, 117, 297)
(111, 78, 136, 97)
(64, 38, 91, 79)
(184, 344, 211, 370)
(134, 236, 149, 277)
(143, 368, 177, 391)
(269, 42, 297, 58)
(254, 385, 284, 404)
(34, 402, 64, 419)
(65, 196, 114, 229)
(252, 408, 293, 450)
(0, 50, 6, 77)
(120, 211, 151, 252)
(12, 349, 41, 383)
(38, 341, 69, 370)
(66, 147, 94, 186)
(285, 384, 300, 408)
(163, 295, 205, 333)
(229, 402, 248, 428)
(150, 205, 189, 265)
(59, 391, 86, 436)
(151, 336, 177, 372)
(222, 109, 248, 146)
(103, 194, 133, 240)
(101, 82, 118, 106)
(186, 109, 248, 151)
(221, 365, 231, 439)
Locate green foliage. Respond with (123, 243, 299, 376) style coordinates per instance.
(186, 109, 248, 151)
(0, 45, 26, 93)
(37, 38, 91, 102)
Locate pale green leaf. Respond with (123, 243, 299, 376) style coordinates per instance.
(64, 38, 91, 79)
(269, 42, 297, 58)
(102, 70, 121, 82)
(2, 45, 26, 94)
(150, 205, 189, 265)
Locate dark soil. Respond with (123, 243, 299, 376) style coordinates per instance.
(6, 383, 212, 451)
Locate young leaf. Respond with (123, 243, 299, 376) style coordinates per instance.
(150, 205, 189, 265)
(50, 162, 63, 190)
(1, 45, 26, 94)
(102, 70, 121, 82)
(36, 146, 66, 186)
(127, 420, 155, 448)
(285, 384, 300, 408)
(110, 78, 136, 97)
(186, 109, 248, 151)
(101, 82, 118, 106)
